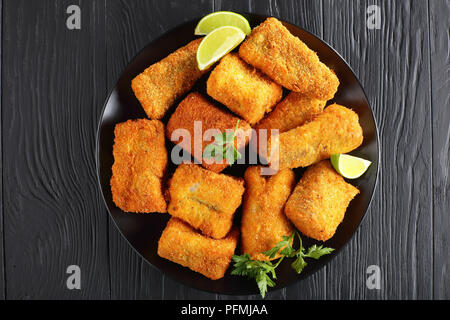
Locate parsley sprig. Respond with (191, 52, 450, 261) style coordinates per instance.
(231, 230, 334, 298)
(202, 120, 242, 166)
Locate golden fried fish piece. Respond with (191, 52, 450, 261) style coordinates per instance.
(254, 92, 326, 158)
(241, 167, 295, 261)
(131, 38, 207, 119)
(207, 53, 283, 125)
(158, 218, 239, 280)
(256, 92, 326, 134)
(285, 160, 359, 241)
(166, 92, 251, 173)
(110, 119, 168, 213)
(239, 17, 339, 100)
(167, 164, 245, 239)
(269, 104, 363, 170)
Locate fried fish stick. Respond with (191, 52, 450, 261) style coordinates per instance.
(254, 92, 326, 158)
(239, 18, 339, 100)
(131, 38, 207, 119)
(256, 92, 326, 134)
(270, 104, 363, 170)
(168, 164, 245, 239)
(285, 160, 359, 241)
(207, 53, 283, 125)
(158, 218, 239, 280)
(241, 167, 295, 261)
(166, 92, 252, 173)
(111, 119, 168, 213)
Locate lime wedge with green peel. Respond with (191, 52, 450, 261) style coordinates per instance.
(195, 11, 251, 36)
(330, 154, 372, 179)
(196, 26, 246, 70)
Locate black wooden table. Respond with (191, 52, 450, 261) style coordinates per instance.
(0, 0, 448, 300)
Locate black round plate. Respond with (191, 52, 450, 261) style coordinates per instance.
(97, 14, 379, 296)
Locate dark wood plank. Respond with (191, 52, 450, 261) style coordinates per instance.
(323, 0, 433, 299)
(2, 0, 110, 299)
(0, 0, 5, 301)
(429, 0, 450, 300)
(214, 0, 326, 301)
(215, 0, 323, 33)
(105, 0, 216, 299)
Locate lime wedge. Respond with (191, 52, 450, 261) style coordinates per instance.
(195, 11, 251, 36)
(330, 154, 372, 179)
(196, 26, 246, 70)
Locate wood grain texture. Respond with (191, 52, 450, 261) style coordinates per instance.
(323, 0, 433, 299)
(429, 0, 450, 300)
(215, 0, 323, 33)
(2, 0, 110, 299)
(105, 0, 216, 300)
(213, 0, 327, 300)
(0, 0, 5, 301)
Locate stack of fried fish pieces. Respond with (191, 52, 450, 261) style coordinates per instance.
(110, 18, 362, 280)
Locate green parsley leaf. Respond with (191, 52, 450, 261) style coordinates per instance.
(256, 272, 275, 298)
(203, 120, 241, 166)
(303, 245, 335, 259)
(202, 143, 218, 159)
(263, 233, 294, 259)
(225, 145, 237, 165)
(231, 254, 277, 298)
(231, 230, 334, 299)
(291, 255, 307, 274)
(213, 132, 226, 146)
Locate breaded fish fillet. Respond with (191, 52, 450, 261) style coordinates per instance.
(111, 119, 168, 213)
(269, 104, 363, 170)
(256, 92, 326, 134)
(254, 92, 326, 158)
(168, 164, 245, 239)
(239, 17, 339, 100)
(131, 38, 207, 119)
(241, 167, 295, 261)
(285, 160, 359, 241)
(158, 218, 239, 280)
(166, 92, 252, 173)
(207, 53, 283, 125)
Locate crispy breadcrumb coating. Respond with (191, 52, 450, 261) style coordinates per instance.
(256, 92, 326, 134)
(285, 160, 359, 241)
(269, 104, 363, 170)
(110, 119, 168, 213)
(131, 38, 207, 119)
(158, 218, 239, 280)
(166, 92, 252, 173)
(254, 92, 326, 158)
(239, 17, 339, 100)
(241, 167, 295, 261)
(167, 164, 245, 239)
(207, 53, 283, 125)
